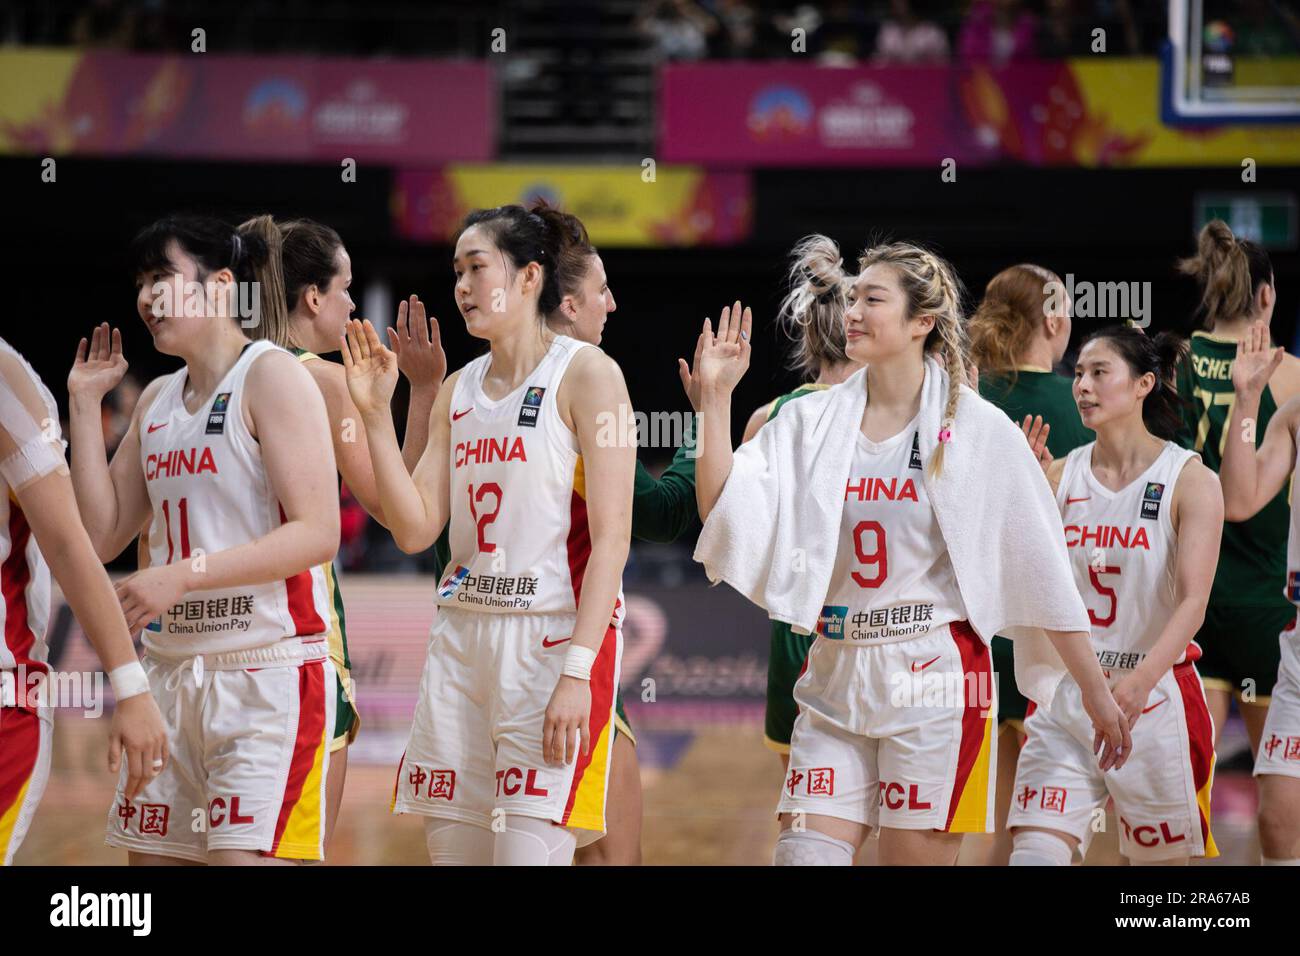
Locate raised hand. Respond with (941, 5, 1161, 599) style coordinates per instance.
(1232, 319, 1284, 399)
(340, 318, 399, 418)
(387, 295, 447, 390)
(1020, 414, 1053, 474)
(69, 323, 128, 402)
(691, 300, 752, 397)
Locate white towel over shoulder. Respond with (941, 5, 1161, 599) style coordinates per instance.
(693, 355, 1091, 707)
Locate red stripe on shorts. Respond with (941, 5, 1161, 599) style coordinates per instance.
(945, 620, 990, 831)
(0, 707, 40, 820)
(560, 623, 617, 826)
(1175, 662, 1215, 848)
(269, 660, 326, 855)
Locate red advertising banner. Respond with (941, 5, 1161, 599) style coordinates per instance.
(659, 59, 1300, 168)
(0, 49, 493, 163)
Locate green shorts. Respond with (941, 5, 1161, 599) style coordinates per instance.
(764, 621, 816, 753)
(992, 636, 1028, 730)
(613, 687, 635, 746)
(330, 665, 359, 753)
(1195, 601, 1296, 702)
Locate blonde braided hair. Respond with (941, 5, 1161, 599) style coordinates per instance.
(857, 241, 968, 479)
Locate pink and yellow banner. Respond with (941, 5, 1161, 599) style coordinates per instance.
(0, 48, 493, 163)
(392, 164, 752, 246)
(659, 59, 1300, 168)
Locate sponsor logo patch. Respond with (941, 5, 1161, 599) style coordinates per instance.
(517, 386, 545, 427)
(1140, 481, 1164, 520)
(205, 391, 232, 435)
(818, 605, 848, 640)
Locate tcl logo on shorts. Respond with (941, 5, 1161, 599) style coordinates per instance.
(1119, 815, 1186, 848)
(495, 767, 549, 798)
(207, 796, 255, 828)
(878, 781, 932, 811)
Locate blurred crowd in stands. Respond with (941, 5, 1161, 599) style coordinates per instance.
(5, 0, 1295, 63)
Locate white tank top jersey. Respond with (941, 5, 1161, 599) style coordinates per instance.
(819, 414, 967, 643)
(1289, 441, 1300, 608)
(0, 340, 55, 677)
(1056, 440, 1200, 669)
(437, 335, 625, 626)
(138, 340, 330, 658)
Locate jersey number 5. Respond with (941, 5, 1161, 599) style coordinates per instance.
(1087, 564, 1120, 627)
(851, 520, 888, 588)
(468, 482, 503, 552)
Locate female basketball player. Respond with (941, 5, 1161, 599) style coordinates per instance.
(734, 236, 860, 767)
(531, 200, 698, 865)
(67, 214, 340, 865)
(1008, 326, 1222, 865)
(967, 263, 1093, 864)
(689, 241, 1131, 866)
(0, 341, 167, 865)
(1216, 320, 1300, 865)
(342, 205, 635, 866)
(248, 215, 444, 851)
(1174, 220, 1300, 754)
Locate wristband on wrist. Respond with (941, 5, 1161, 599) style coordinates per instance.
(108, 661, 150, 701)
(562, 645, 597, 681)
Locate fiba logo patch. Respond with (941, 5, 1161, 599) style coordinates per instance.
(438, 565, 470, 599)
(1140, 482, 1164, 520)
(517, 386, 545, 427)
(205, 392, 232, 435)
(818, 605, 848, 640)
(908, 432, 922, 470)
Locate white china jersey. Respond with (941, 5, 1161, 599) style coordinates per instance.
(819, 416, 967, 643)
(1056, 441, 1200, 669)
(1288, 440, 1300, 608)
(0, 339, 57, 676)
(436, 335, 624, 626)
(139, 340, 330, 658)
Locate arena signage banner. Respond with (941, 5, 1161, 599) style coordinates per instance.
(659, 59, 1300, 168)
(392, 165, 752, 246)
(0, 49, 493, 163)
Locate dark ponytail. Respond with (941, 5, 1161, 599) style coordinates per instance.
(459, 204, 562, 319)
(1082, 325, 1190, 440)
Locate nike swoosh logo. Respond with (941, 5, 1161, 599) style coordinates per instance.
(1066, 496, 1090, 504)
(147, 422, 167, 433)
(910, 655, 941, 673)
(452, 407, 473, 421)
(1141, 699, 1166, 714)
(541, 635, 571, 648)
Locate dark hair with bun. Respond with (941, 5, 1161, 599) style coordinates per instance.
(459, 204, 562, 318)
(1177, 219, 1274, 331)
(1081, 325, 1190, 440)
(129, 213, 287, 340)
(527, 199, 598, 318)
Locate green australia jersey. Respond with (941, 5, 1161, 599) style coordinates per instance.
(1176, 330, 1292, 609)
(978, 367, 1093, 459)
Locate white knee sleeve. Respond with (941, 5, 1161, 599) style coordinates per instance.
(773, 828, 855, 866)
(1262, 857, 1300, 865)
(493, 815, 576, 866)
(1009, 830, 1073, 866)
(424, 819, 493, 866)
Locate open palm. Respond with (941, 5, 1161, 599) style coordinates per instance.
(1232, 320, 1284, 399)
(69, 323, 128, 401)
(694, 300, 752, 395)
(341, 318, 399, 417)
